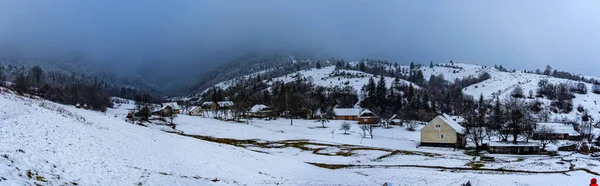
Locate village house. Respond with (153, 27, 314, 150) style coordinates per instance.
(200, 101, 234, 110)
(217, 101, 234, 109)
(388, 114, 402, 125)
(332, 108, 361, 120)
(248, 104, 273, 118)
(187, 106, 203, 116)
(200, 102, 214, 110)
(487, 141, 540, 154)
(358, 109, 378, 124)
(534, 123, 581, 140)
(420, 114, 466, 148)
(153, 105, 174, 117)
(162, 102, 181, 114)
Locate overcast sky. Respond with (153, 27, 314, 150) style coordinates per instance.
(0, 0, 599, 78)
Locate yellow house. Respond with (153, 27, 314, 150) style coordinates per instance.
(420, 114, 466, 149)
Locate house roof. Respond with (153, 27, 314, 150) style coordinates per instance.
(201, 102, 213, 107)
(217, 101, 234, 107)
(488, 141, 540, 147)
(189, 106, 201, 112)
(162, 102, 181, 110)
(435, 114, 465, 134)
(389, 114, 400, 121)
(333, 108, 361, 116)
(442, 113, 466, 123)
(359, 109, 377, 118)
(536, 123, 581, 136)
(250, 104, 270, 113)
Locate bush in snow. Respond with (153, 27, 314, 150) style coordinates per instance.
(511, 85, 524, 98)
(593, 84, 600, 94)
(340, 122, 351, 134)
(406, 121, 418, 131)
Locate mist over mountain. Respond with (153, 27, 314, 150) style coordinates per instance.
(1, 0, 599, 95)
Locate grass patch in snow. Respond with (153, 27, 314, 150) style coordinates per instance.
(465, 162, 485, 169)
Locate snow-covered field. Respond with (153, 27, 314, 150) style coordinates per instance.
(2, 91, 600, 185)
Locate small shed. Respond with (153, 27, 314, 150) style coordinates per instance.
(358, 109, 378, 124)
(487, 142, 540, 154)
(389, 114, 402, 125)
(188, 106, 203, 116)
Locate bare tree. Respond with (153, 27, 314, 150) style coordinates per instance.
(536, 125, 557, 150)
(340, 121, 351, 134)
(314, 118, 329, 128)
(504, 97, 534, 143)
(360, 124, 375, 138)
(465, 116, 487, 151)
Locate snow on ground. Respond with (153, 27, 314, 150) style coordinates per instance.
(174, 114, 600, 186)
(267, 66, 417, 91)
(3, 92, 600, 185)
(462, 65, 600, 120)
(0, 92, 368, 185)
(421, 63, 492, 83)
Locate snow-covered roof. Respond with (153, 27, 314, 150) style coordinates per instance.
(436, 114, 465, 134)
(333, 108, 361, 116)
(389, 114, 400, 121)
(536, 123, 581, 136)
(162, 102, 181, 110)
(217, 101, 234, 107)
(189, 106, 201, 112)
(442, 113, 466, 123)
(359, 109, 377, 118)
(250, 104, 270, 113)
(488, 141, 540, 147)
(201, 102, 213, 107)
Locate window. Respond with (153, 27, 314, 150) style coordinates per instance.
(440, 134, 444, 139)
(435, 124, 441, 131)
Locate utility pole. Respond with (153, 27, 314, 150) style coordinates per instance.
(286, 86, 292, 126)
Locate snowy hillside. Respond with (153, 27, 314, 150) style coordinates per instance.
(0, 91, 363, 185)
(421, 63, 494, 82)
(267, 66, 417, 91)
(460, 65, 600, 121)
(204, 65, 418, 95)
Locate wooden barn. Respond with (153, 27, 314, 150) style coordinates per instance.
(358, 109, 378, 124)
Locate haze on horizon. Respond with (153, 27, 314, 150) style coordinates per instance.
(0, 0, 599, 81)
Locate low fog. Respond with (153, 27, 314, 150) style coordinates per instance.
(1, 0, 599, 84)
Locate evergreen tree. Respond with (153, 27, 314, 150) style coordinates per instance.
(0, 65, 5, 83)
(430, 61, 434, 68)
(316, 61, 322, 69)
(375, 76, 387, 104)
(366, 77, 376, 97)
(415, 70, 425, 85)
(410, 61, 415, 70)
(359, 61, 366, 72)
(27, 66, 44, 89)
